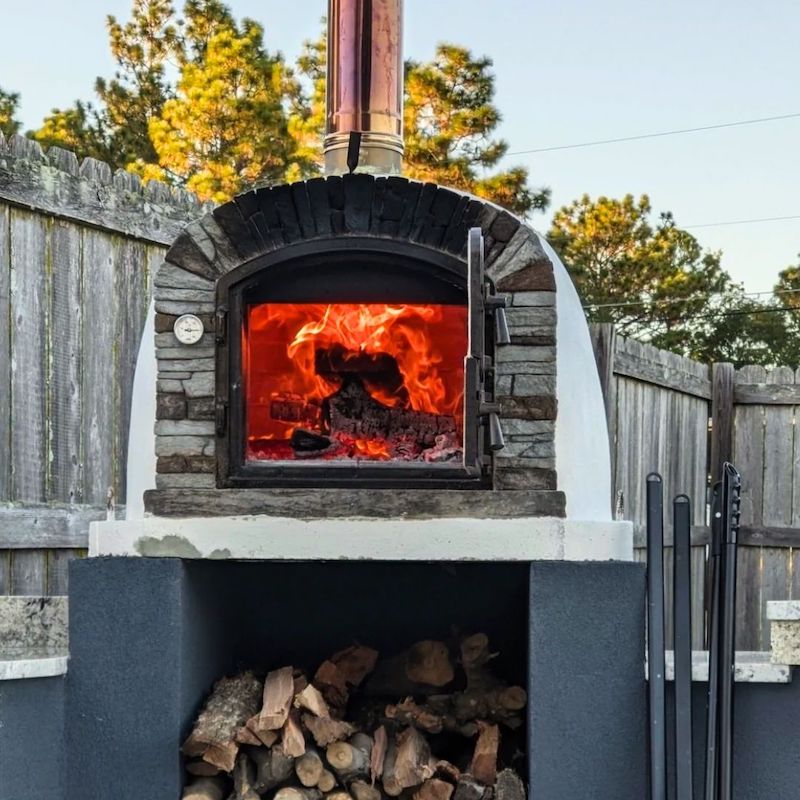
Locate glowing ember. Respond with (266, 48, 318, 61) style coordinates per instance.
(243, 302, 467, 462)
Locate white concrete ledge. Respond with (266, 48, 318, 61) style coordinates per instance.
(90, 516, 633, 562)
(0, 655, 68, 681)
(767, 601, 800, 620)
(660, 651, 792, 684)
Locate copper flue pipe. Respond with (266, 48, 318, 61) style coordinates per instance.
(324, 0, 404, 175)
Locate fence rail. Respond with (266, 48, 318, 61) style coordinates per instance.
(592, 323, 800, 651)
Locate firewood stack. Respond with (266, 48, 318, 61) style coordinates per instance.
(181, 635, 527, 800)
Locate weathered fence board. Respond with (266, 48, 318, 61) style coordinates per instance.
(49, 219, 84, 504)
(595, 328, 800, 652)
(10, 210, 48, 502)
(0, 142, 202, 595)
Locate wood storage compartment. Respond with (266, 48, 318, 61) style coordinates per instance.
(182, 635, 527, 800)
(180, 563, 530, 800)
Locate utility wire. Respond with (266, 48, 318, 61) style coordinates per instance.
(685, 214, 800, 229)
(506, 112, 800, 156)
(583, 287, 800, 311)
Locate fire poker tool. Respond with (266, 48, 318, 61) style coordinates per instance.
(647, 472, 667, 800)
(673, 494, 694, 800)
(704, 483, 722, 800)
(717, 464, 741, 800)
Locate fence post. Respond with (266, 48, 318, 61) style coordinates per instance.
(710, 363, 735, 484)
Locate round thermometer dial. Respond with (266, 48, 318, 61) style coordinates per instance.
(173, 314, 204, 345)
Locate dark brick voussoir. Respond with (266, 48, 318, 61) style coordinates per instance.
(170, 176, 530, 282)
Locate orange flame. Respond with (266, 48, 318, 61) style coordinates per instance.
(244, 302, 467, 459)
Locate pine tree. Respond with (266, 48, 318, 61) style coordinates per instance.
(0, 86, 22, 138)
(403, 44, 549, 216)
(149, 17, 309, 202)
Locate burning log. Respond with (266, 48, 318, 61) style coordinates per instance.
(315, 344, 409, 405)
(181, 672, 262, 773)
(324, 378, 456, 450)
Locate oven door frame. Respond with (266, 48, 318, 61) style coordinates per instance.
(215, 236, 491, 490)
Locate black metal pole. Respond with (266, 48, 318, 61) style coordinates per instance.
(704, 482, 722, 800)
(718, 464, 741, 800)
(647, 473, 667, 800)
(673, 494, 694, 800)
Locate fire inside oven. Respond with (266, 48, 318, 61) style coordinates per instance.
(243, 302, 468, 463)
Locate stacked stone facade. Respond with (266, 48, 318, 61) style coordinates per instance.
(146, 174, 563, 516)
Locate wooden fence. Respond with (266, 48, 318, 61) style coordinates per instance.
(0, 136, 200, 594)
(592, 324, 800, 651)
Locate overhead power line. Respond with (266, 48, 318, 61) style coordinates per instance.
(583, 287, 800, 312)
(685, 214, 800, 229)
(506, 112, 800, 156)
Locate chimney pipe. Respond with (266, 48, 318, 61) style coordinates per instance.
(324, 0, 404, 176)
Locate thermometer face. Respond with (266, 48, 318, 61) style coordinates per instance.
(173, 314, 204, 345)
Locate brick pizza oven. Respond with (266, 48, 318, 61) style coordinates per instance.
(65, 3, 647, 799)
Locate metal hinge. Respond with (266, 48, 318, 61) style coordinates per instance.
(215, 305, 228, 345)
(215, 399, 228, 437)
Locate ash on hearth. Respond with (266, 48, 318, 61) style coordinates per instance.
(181, 634, 527, 800)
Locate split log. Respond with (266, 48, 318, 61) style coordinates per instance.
(385, 698, 444, 735)
(249, 743, 294, 794)
(415, 779, 455, 800)
(296, 748, 325, 787)
(469, 723, 499, 785)
(232, 753, 260, 800)
(366, 642, 454, 697)
(295, 684, 331, 718)
(295, 672, 310, 695)
(182, 776, 227, 800)
(275, 787, 322, 800)
(235, 725, 262, 746)
(315, 345, 409, 403)
(244, 715, 279, 747)
(303, 713, 356, 747)
(383, 728, 432, 796)
(351, 780, 382, 800)
(327, 733, 372, 781)
(258, 666, 295, 731)
(283, 709, 307, 757)
(494, 769, 525, 800)
(315, 645, 379, 708)
(186, 760, 221, 778)
(452, 776, 489, 800)
(430, 761, 460, 783)
(318, 770, 337, 793)
(182, 672, 262, 773)
(371, 725, 388, 783)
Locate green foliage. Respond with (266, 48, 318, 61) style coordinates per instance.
(548, 194, 798, 367)
(0, 86, 22, 138)
(403, 44, 549, 216)
(150, 17, 307, 201)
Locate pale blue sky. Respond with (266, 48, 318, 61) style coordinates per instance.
(1, 0, 798, 292)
